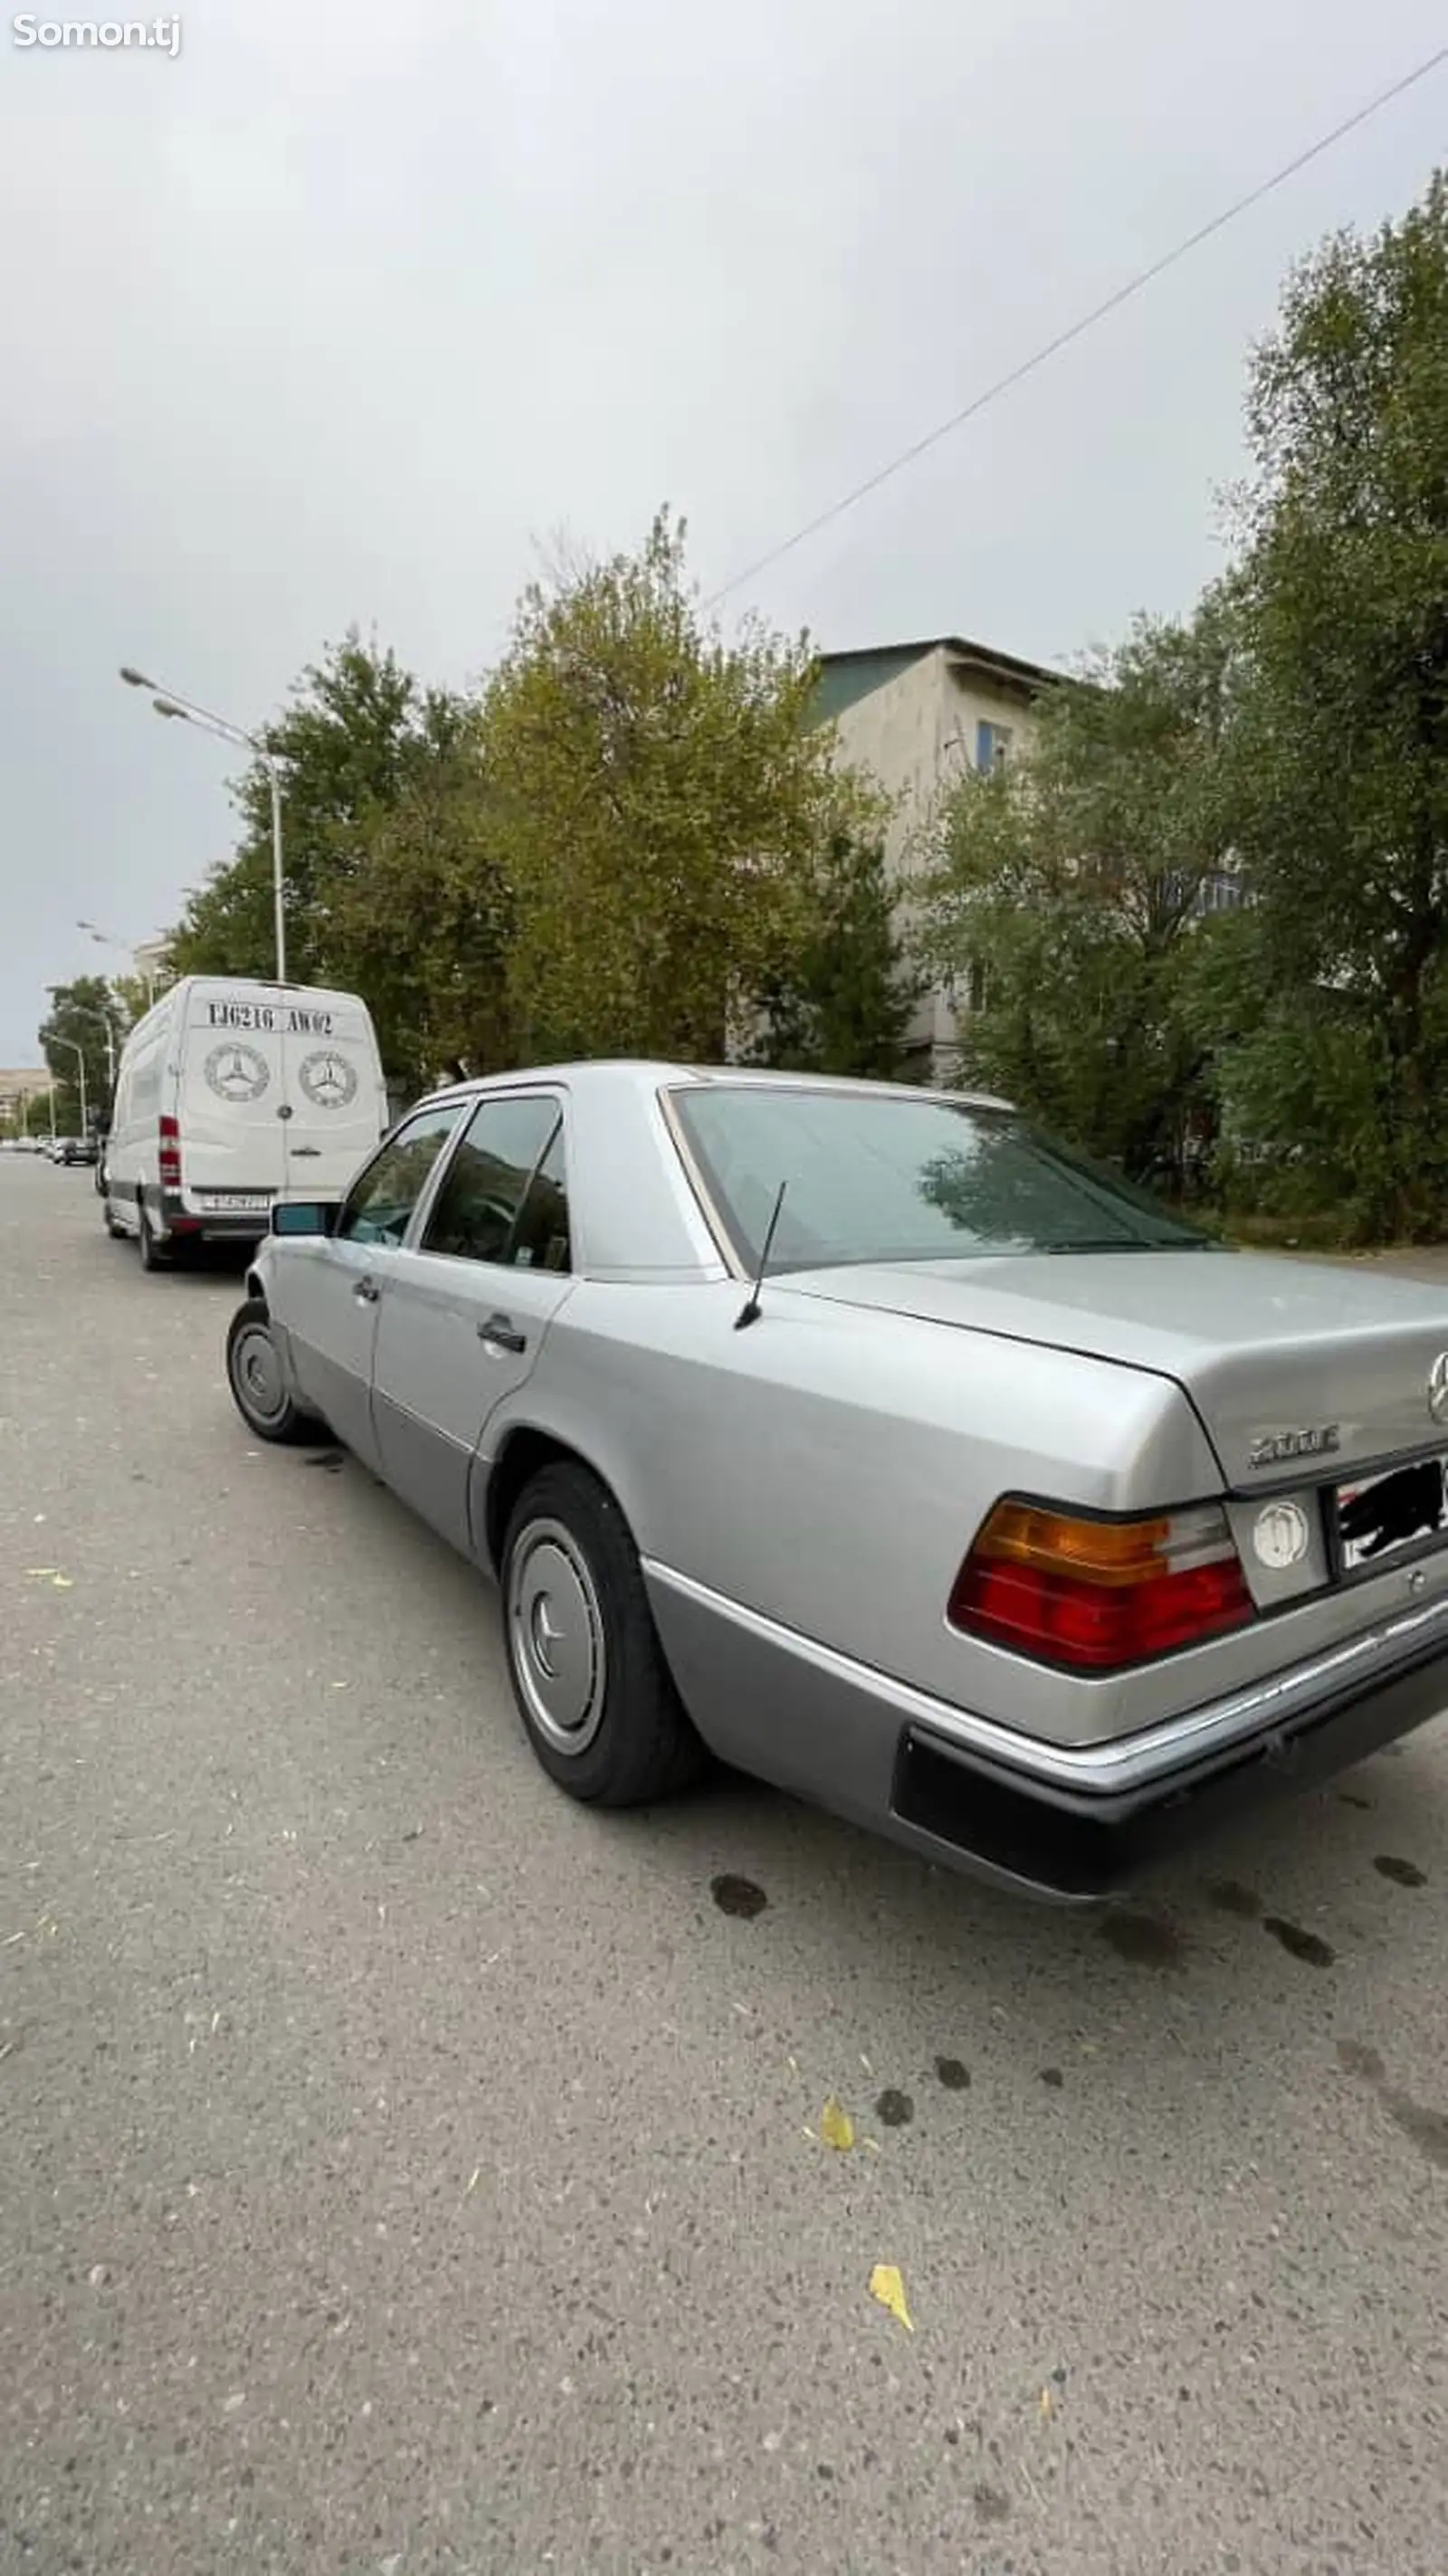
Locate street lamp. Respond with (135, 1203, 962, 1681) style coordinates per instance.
(52, 1036, 89, 1138)
(73, 1005, 118, 1092)
(77, 919, 157, 1009)
(119, 665, 287, 984)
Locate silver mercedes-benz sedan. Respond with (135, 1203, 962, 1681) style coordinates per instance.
(225, 1062, 1448, 1898)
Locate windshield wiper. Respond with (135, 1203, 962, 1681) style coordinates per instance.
(1041, 1237, 1185, 1255)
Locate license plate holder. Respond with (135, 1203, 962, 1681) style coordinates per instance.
(1336, 1453, 1448, 1572)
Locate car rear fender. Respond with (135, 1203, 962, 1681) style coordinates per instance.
(472, 1280, 1269, 1748)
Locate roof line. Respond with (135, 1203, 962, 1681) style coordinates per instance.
(815, 635, 1063, 690)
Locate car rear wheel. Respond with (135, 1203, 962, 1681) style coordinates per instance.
(501, 1460, 704, 1807)
(225, 1297, 320, 1445)
(138, 1202, 169, 1272)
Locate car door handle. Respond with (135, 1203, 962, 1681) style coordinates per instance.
(478, 1312, 527, 1354)
(353, 1276, 380, 1305)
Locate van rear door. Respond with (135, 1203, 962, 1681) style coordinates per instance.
(177, 987, 289, 1214)
(273, 993, 387, 1198)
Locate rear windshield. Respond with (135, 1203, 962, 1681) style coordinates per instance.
(668, 1084, 1209, 1271)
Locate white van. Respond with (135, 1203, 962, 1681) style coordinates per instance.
(103, 976, 388, 1269)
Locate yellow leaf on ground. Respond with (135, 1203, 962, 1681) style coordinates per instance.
(869, 2264, 913, 2333)
(820, 2096, 854, 2152)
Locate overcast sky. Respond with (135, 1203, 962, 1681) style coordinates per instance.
(1, 0, 1443, 1060)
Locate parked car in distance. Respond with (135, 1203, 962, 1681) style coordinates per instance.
(224, 1063, 1448, 1900)
(104, 974, 388, 1269)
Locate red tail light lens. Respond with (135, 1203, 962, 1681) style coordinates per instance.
(158, 1114, 182, 1190)
(949, 1499, 1253, 1672)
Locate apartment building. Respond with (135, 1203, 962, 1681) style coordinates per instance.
(814, 632, 1058, 1069)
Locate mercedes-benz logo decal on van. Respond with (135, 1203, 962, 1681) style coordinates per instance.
(1428, 1352, 1448, 1423)
(204, 1042, 270, 1104)
(298, 1050, 357, 1109)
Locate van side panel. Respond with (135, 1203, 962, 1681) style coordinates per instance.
(105, 993, 177, 1234)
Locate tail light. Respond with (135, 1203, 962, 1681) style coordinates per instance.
(949, 1498, 1253, 1672)
(158, 1115, 182, 1191)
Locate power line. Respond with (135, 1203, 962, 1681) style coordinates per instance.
(707, 43, 1448, 607)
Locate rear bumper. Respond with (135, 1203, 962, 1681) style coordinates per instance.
(117, 1179, 272, 1242)
(644, 1565, 1448, 1901)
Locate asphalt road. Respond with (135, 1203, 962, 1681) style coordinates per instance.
(3, 1157, 1447, 2576)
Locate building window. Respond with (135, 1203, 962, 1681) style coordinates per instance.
(967, 960, 988, 1013)
(975, 720, 1013, 774)
(1194, 872, 1244, 917)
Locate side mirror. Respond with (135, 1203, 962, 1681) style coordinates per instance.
(271, 1200, 338, 1238)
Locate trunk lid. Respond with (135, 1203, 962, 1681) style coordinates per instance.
(776, 1250, 1448, 1488)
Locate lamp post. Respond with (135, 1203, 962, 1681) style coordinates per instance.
(119, 667, 287, 984)
(74, 1007, 118, 1093)
(77, 919, 157, 1009)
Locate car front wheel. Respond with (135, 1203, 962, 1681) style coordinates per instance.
(501, 1461, 704, 1807)
(225, 1297, 322, 1445)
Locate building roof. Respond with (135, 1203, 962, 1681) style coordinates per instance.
(812, 632, 1063, 727)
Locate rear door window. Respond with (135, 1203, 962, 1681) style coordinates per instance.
(421, 1097, 561, 1267)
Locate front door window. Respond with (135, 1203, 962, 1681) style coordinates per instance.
(337, 1104, 463, 1248)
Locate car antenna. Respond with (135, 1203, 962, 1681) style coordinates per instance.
(734, 1183, 787, 1331)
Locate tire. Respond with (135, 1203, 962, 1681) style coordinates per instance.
(225, 1297, 321, 1445)
(102, 1197, 125, 1240)
(138, 1202, 170, 1272)
(500, 1460, 705, 1807)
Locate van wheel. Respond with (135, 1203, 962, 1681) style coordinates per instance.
(225, 1298, 319, 1444)
(138, 1203, 169, 1272)
(500, 1461, 705, 1807)
(102, 1198, 125, 1240)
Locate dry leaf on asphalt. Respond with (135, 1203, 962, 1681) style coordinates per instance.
(869, 2264, 913, 2332)
(820, 2096, 855, 2152)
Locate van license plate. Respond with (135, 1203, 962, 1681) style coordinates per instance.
(196, 1192, 272, 1212)
(1337, 1455, 1448, 1571)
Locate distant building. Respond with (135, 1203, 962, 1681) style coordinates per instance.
(0, 1067, 52, 1129)
(131, 937, 173, 1000)
(813, 633, 1060, 1072)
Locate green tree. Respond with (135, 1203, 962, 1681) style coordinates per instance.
(38, 975, 128, 1130)
(747, 831, 919, 1076)
(328, 727, 519, 1092)
(480, 509, 873, 1060)
(918, 613, 1234, 1187)
(1201, 171, 1448, 1240)
(168, 634, 472, 1002)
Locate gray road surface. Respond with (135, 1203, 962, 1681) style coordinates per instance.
(3, 1156, 1446, 2576)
